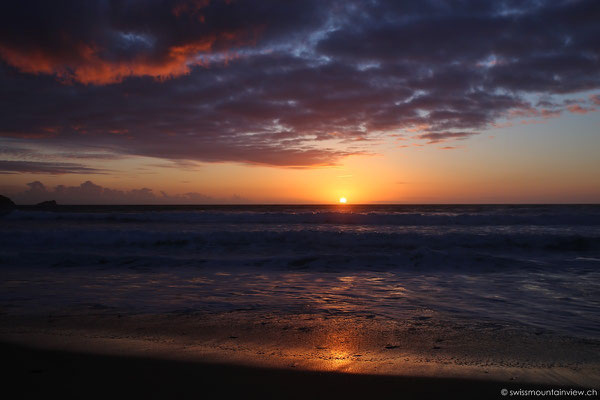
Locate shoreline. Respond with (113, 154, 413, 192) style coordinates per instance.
(2, 311, 598, 389)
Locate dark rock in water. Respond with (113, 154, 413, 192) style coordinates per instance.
(35, 200, 58, 208)
(0, 195, 16, 216)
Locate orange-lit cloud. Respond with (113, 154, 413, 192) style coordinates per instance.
(567, 104, 596, 115)
(0, 33, 250, 85)
(0, 0, 268, 85)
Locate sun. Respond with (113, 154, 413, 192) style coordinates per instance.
(339, 197, 347, 204)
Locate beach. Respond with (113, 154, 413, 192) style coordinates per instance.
(3, 343, 564, 400)
(2, 311, 599, 399)
(1, 205, 599, 397)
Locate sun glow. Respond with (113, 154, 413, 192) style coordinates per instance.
(339, 197, 347, 204)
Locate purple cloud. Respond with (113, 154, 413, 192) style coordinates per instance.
(0, 0, 598, 168)
(0, 160, 106, 174)
(9, 180, 239, 204)
(414, 132, 480, 144)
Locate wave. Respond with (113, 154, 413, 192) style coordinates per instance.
(5, 209, 600, 226)
(2, 229, 598, 274)
(2, 228, 598, 252)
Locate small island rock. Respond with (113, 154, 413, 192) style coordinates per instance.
(0, 194, 16, 215)
(35, 200, 58, 208)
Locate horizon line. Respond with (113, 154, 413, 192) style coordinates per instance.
(12, 202, 600, 206)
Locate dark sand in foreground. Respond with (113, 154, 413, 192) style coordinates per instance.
(1, 310, 598, 398)
(3, 342, 577, 400)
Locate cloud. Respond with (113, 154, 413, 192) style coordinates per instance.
(0, 160, 106, 174)
(567, 104, 596, 114)
(9, 180, 234, 204)
(414, 131, 480, 144)
(0, 0, 324, 84)
(0, 0, 598, 168)
(0, 145, 122, 161)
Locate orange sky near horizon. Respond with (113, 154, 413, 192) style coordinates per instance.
(2, 108, 599, 205)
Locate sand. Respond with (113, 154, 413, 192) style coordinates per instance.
(1, 309, 598, 398)
(4, 342, 563, 400)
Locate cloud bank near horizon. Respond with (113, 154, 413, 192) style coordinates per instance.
(5, 180, 244, 205)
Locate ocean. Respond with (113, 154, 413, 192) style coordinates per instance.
(1, 204, 599, 338)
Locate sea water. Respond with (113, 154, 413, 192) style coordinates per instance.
(1, 204, 599, 337)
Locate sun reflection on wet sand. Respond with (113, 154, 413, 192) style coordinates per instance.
(269, 317, 386, 374)
(314, 329, 358, 372)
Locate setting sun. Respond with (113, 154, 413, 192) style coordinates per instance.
(339, 197, 347, 204)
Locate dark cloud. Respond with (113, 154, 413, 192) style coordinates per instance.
(0, 160, 105, 175)
(0, 0, 326, 84)
(0, 145, 122, 161)
(0, 0, 598, 168)
(318, 0, 600, 94)
(9, 180, 237, 205)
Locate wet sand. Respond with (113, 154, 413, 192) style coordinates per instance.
(3, 342, 575, 400)
(1, 310, 598, 398)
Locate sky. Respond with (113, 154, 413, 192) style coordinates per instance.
(0, 0, 599, 204)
